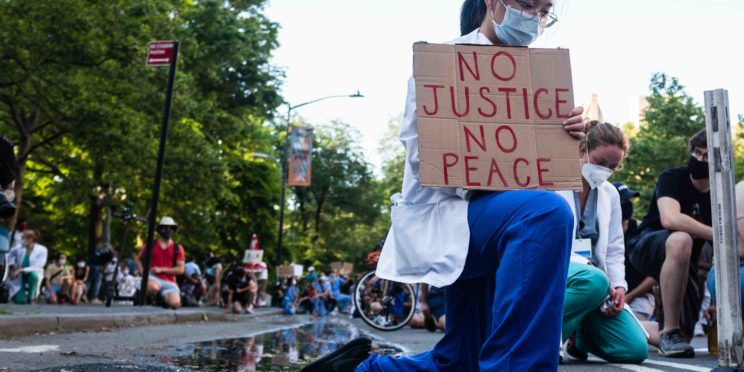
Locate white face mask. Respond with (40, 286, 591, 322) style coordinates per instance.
(77, 261, 86, 268)
(492, 1, 541, 47)
(582, 162, 614, 189)
(58, 259, 66, 266)
(4, 189, 14, 202)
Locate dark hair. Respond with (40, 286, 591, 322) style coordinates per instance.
(580, 121, 629, 154)
(688, 129, 707, 153)
(460, 0, 487, 36)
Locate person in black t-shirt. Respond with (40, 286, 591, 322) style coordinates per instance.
(226, 266, 256, 314)
(627, 129, 712, 358)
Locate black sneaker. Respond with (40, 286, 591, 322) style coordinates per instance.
(302, 337, 372, 372)
(562, 335, 588, 362)
(658, 329, 694, 358)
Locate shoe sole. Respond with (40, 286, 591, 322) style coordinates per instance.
(657, 348, 695, 358)
(302, 338, 372, 372)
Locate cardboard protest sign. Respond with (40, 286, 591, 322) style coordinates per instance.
(292, 264, 304, 277)
(413, 43, 581, 191)
(331, 261, 354, 275)
(276, 265, 295, 278)
(341, 262, 354, 275)
(243, 249, 264, 264)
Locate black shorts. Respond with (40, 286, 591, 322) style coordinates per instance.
(628, 229, 703, 281)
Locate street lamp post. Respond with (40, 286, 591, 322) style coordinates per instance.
(275, 91, 363, 266)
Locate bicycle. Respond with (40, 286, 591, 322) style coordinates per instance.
(353, 270, 417, 331)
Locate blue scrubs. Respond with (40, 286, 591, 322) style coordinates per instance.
(356, 190, 573, 371)
(282, 285, 298, 315)
(331, 277, 351, 313)
(312, 280, 332, 316)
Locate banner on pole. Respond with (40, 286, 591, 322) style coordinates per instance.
(288, 126, 313, 186)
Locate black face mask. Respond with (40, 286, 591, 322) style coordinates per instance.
(688, 156, 709, 180)
(621, 201, 633, 221)
(158, 229, 174, 240)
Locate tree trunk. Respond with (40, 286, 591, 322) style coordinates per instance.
(87, 155, 104, 260)
(7, 135, 32, 230)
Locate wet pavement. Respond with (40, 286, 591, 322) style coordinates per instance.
(0, 313, 723, 371)
(161, 319, 401, 371)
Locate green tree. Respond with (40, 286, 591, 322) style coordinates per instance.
(0, 0, 283, 262)
(615, 73, 705, 217)
(286, 120, 385, 268)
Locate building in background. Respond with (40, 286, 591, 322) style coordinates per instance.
(583, 93, 605, 123)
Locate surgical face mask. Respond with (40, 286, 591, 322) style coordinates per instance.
(4, 189, 14, 202)
(77, 261, 86, 268)
(492, 2, 541, 47)
(688, 156, 709, 180)
(582, 162, 614, 189)
(58, 259, 66, 266)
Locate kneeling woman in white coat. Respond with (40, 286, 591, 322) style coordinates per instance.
(355, 1, 585, 371)
(561, 122, 648, 364)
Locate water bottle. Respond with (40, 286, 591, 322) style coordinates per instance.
(599, 296, 614, 317)
(707, 319, 718, 355)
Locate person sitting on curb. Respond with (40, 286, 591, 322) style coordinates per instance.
(329, 270, 351, 314)
(560, 122, 648, 364)
(282, 276, 300, 315)
(44, 252, 72, 304)
(70, 256, 89, 304)
(134, 216, 185, 309)
(226, 266, 256, 314)
(7, 230, 47, 304)
(312, 273, 334, 316)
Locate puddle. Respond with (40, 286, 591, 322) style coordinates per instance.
(161, 319, 401, 371)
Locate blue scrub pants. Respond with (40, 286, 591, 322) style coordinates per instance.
(357, 190, 573, 372)
(707, 263, 744, 308)
(335, 292, 351, 313)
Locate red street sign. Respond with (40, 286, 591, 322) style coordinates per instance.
(146, 40, 175, 67)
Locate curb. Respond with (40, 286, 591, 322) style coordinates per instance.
(0, 308, 282, 339)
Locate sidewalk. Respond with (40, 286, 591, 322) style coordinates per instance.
(0, 303, 281, 339)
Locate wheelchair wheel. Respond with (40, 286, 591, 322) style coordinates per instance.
(353, 271, 416, 331)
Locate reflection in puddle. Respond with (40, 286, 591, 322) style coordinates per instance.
(162, 319, 400, 371)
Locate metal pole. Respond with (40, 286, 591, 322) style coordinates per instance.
(705, 88, 744, 368)
(276, 107, 291, 267)
(138, 41, 179, 306)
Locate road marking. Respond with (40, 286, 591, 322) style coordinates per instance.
(609, 364, 664, 372)
(0, 345, 59, 353)
(642, 359, 711, 372)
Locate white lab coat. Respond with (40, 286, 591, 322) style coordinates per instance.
(376, 29, 493, 287)
(6, 243, 48, 298)
(563, 182, 628, 290)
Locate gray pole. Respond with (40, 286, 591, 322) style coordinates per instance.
(276, 107, 291, 268)
(138, 41, 180, 306)
(705, 88, 744, 368)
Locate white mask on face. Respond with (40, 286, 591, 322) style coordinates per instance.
(4, 189, 14, 202)
(492, 1, 541, 47)
(582, 162, 614, 189)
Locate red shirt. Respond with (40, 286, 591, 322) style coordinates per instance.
(138, 241, 185, 283)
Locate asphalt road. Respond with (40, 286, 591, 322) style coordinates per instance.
(0, 314, 725, 371)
